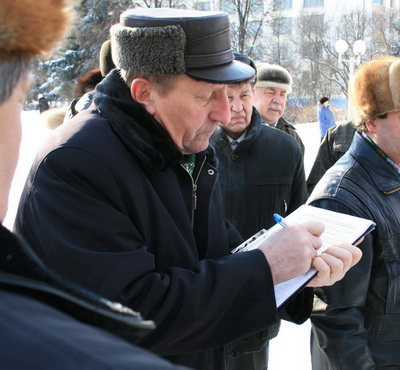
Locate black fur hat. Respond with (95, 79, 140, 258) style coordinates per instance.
(110, 8, 255, 83)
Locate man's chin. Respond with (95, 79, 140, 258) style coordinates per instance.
(182, 140, 210, 154)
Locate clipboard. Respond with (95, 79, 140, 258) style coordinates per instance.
(232, 205, 376, 309)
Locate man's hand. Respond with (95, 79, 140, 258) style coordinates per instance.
(258, 221, 362, 286)
(258, 221, 324, 285)
(307, 242, 362, 287)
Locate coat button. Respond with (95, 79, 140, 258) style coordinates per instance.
(231, 154, 238, 160)
(208, 169, 215, 175)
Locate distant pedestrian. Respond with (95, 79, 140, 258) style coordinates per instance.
(37, 94, 49, 113)
(317, 96, 335, 139)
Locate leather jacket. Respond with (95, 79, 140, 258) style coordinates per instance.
(308, 132, 400, 369)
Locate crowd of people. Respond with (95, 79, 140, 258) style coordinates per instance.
(2, 2, 399, 370)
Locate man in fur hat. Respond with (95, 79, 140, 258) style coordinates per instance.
(308, 56, 400, 369)
(0, 1, 184, 368)
(253, 62, 305, 157)
(15, 7, 361, 369)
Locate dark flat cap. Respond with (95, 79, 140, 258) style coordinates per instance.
(110, 8, 254, 83)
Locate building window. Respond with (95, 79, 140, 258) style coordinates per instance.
(372, 0, 382, 3)
(304, 0, 324, 7)
(274, 0, 293, 10)
(193, 1, 211, 10)
(273, 17, 293, 36)
(246, 20, 263, 40)
(272, 42, 291, 63)
(220, 0, 236, 14)
(300, 14, 324, 34)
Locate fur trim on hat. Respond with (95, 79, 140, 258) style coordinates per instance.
(99, 40, 115, 77)
(0, 0, 75, 58)
(110, 24, 186, 74)
(255, 62, 292, 93)
(350, 56, 400, 127)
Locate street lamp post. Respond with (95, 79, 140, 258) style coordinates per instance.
(335, 39, 366, 120)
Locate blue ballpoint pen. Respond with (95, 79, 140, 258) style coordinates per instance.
(273, 213, 288, 227)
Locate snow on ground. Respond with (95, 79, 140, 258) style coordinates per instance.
(5, 111, 321, 369)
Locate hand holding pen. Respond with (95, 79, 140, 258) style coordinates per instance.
(274, 213, 326, 255)
(256, 213, 362, 287)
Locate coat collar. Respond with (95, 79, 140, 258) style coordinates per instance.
(350, 133, 400, 194)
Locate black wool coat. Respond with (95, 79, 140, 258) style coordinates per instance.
(0, 224, 182, 369)
(211, 109, 307, 240)
(15, 70, 279, 370)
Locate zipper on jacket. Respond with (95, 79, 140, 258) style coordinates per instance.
(181, 156, 207, 227)
(384, 187, 400, 195)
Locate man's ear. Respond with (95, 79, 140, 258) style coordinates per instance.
(365, 119, 377, 133)
(130, 78, 155, 115)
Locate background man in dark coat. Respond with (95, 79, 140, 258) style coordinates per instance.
(15, 8, 361, 370)
(0, 1, 182, 369)
(308, 56, 400, 369)
(211, 54, 308, 370)
(307, 120, 356, 194)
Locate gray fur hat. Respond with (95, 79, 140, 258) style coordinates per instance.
(110, 8, 255, 83)
(254, 62, 293, 93)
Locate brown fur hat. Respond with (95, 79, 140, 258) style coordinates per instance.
(0, 0, 74, 58)
(350, 56, 400, 128)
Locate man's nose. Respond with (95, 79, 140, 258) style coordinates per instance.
(231, 97, 243, 113)
(210, 89, 231, 124)
(272, 93, 284, 104)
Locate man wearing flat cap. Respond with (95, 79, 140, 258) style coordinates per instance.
(308, 56, 400, 369)
(253, 63, 305, 157)
(16, 8, 361, 369)
(0, 1, 184, 369)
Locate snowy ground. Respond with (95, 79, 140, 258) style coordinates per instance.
(5, 111, 322, 369)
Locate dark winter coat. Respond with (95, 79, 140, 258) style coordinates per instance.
(307, 120, 356, 194)
(211, 108, 308, 240)
(37, 97, 50, 113)
(275, 117, 305, 157)
(211, 109, 309, 369)
(15, 70, 279, 370)
(0, 224, 183, 369)
(308, 132, 400, 369)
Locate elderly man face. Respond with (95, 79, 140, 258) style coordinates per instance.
(218, 83, 254, 140)
(133, 74, 231, 155)
(253, 86, 288, 126)
(365, 110, 400, 166)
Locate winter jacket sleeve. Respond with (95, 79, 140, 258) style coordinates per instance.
(15, 146, 278, 356)
(308, 199, 376, 369)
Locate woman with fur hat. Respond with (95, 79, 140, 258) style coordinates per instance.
(308, 56, 400, 369)
(0, 1, 182, 368)
(317, 96, 336, 139)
